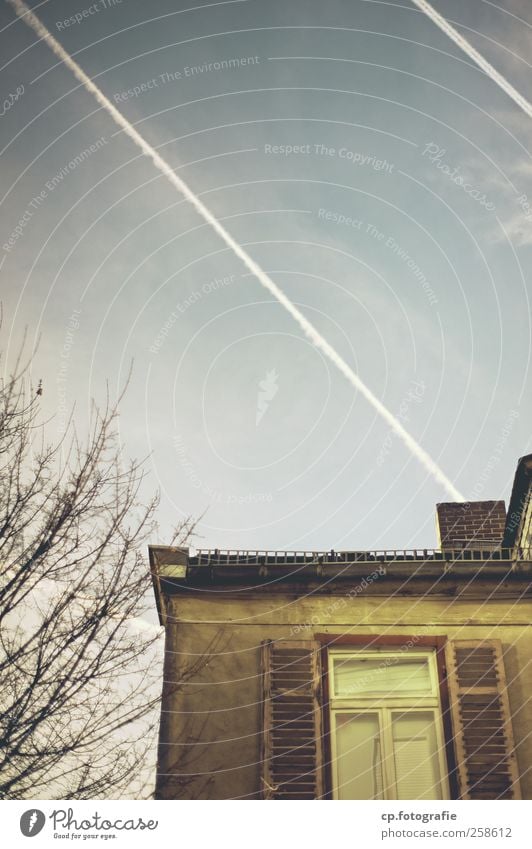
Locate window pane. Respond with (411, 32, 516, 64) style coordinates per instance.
(392, 711, 443, 800)
(332, 655, 432, 696)
(334, 713, 384, 800)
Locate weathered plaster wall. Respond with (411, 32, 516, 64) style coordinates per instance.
(156, 592, 532, 800)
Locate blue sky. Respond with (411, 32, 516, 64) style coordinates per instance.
(1, 0, 531, 552)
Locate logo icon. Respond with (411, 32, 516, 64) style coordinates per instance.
(256, 368, 279, 426)
(20, 810, 46, 837)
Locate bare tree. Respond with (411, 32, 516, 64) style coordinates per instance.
(0, 348, 193, 799)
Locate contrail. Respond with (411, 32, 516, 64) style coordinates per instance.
(411, 0, 532, 119)
(8, 0, 464, 501)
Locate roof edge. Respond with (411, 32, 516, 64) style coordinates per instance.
(503, 454, 532, 547)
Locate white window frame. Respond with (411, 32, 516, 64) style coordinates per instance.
(328, 648, 450, 800)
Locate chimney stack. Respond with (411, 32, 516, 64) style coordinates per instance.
(436, 500, 506, 550)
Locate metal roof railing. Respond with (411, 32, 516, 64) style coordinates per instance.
(188, 547, 532, 566)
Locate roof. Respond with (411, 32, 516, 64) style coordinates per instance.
(149, 543, 532, 625)
(149, 456, 532, 625)
(503, 453, 532, 547)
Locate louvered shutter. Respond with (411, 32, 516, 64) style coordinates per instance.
(260, 639, 324, 799)
(445, 640, 521, 799)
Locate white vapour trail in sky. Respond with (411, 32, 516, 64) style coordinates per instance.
(411, 0, 532, 119)
(8, 0, 464, 501)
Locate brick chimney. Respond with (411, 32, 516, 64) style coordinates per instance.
(436, 500, 506, 550)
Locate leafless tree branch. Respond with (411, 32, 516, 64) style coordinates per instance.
(0, 338, 199, 799)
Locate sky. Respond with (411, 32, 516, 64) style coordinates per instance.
(1, 0, 531, 555)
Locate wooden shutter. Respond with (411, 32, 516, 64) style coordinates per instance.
(260, 639, 324, 799)
(445, 640, 521, 799)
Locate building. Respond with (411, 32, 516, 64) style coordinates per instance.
(150, 454, 532, 800)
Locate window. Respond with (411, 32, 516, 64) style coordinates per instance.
(328, 648, 449, 800)
(260, 638, 521, 800)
